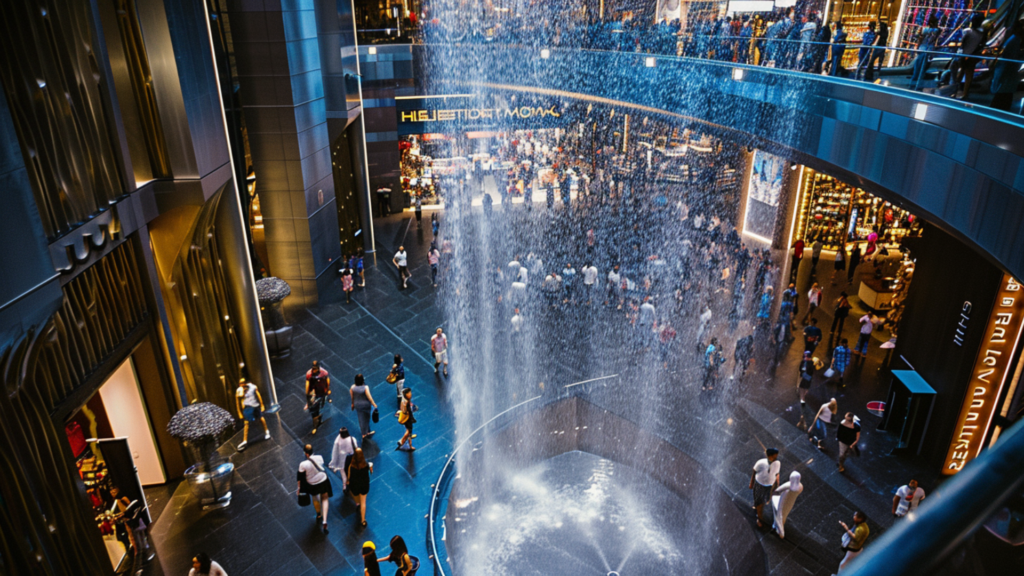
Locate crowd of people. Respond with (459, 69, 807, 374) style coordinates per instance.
(414, 7, 1023, 112)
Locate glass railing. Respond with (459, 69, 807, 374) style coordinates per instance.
(414, 27, 1024, 114)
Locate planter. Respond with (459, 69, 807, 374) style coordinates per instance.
(184, 461, 235, 510)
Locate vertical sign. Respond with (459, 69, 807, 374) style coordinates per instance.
(942, 274, 1024, 475)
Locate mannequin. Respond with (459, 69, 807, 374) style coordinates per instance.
(772, 471, 804, 539)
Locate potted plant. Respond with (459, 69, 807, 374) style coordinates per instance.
(167, 402, 236, 510)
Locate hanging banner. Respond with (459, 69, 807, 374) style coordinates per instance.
(942, 274, 1024, 475)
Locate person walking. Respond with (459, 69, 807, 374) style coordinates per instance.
(328, 427, 358, 492)
(810, 239, 823, 272)
(836, 412, 861, 473)
(756, 286, 774, 328)
(847, 243, 861, 283)
(828, 338, 851, 387)
(347, 448, 373, 527)
(830, 292, 852, 344)
(989, 20, 1024, 111)
(776, 295, 795, 344)
(431, 328, 449, 376)
(837, 512, 870, 572)
(350, 374, 377, 440)
(377, 535, 416, 575)
(414, 196, 422, 224)
(582, 262, 598, 304)
(750, 448, 781, 529)
(854, 20, 877, 79)
(393, 246, 410, 289)
(892, 480, 926, 517)
(798, 351, 816, 405)
(952, 15, 985, 99)
(790, 239, 804, 279)
(341, 264, 355, 304)
(396, 388, 417, 452)
(305, 361, 331, 435)
(703, 337, 724, 391)
(854, 313, 876, 357)
(189, 553, 228, 576)
(803, 317, 823, 355)
(734, 334, 754, 377)
(828, 21, 849, 76)
(809, 398, 837, 449)
(910, 16, 941, 91)
(802, 283, 822, 325)
(606, 265, 622, 307)
(389, 354, 405, 401)
(830, 245, 847, 285)
(772, 471, 803, 539)
(297, 443, 333, 534)
(428, 244, 440, 287)
(362, 541, 383, 576)
(354, 249, 366, 287)
(235, 377, 270, 451)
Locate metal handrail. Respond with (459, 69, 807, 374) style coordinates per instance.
(845, 415, 1024, 575)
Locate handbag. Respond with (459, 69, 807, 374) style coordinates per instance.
(386, 371, 398, 384)
(371, 407, 379, 423)
(298, 492, 311, 507)
(824, 368, 835, 378)
(397, 409, 409, 424)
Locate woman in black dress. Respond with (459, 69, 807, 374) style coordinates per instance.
(347, 448, 373, 527)
(362, 541, 382, 576)
(396, 388, 417, 451)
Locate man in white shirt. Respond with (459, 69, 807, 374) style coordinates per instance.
(511, 308, 524, 332)
(853, 314, 877, 357)
(393, 246, 410, 288)
(582, 263, 598, 304)
(892, 480, 926, 517)
(750, 448, 781, 528)
(235, 378, 269, 451)
(431, 328, 448, 376)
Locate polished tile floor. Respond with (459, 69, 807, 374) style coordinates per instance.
(143, 212, 933, 576)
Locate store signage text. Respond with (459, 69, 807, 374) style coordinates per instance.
(400, 105, 562, 123)
(953, 301, 972, 347)
(942, 275, 1024, 475)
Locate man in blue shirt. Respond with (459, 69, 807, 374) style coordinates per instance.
(829, 338, 851, 387)
(803, 317, 823, 354)
(829, 21, 848, 77)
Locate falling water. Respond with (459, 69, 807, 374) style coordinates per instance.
(421, 3, 810, 574)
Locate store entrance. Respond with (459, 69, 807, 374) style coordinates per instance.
(65, 357, 163, 571)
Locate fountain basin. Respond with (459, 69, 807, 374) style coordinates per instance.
(429, 396, 765, 576)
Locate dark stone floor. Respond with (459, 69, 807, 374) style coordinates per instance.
(142, 210, 934, 576)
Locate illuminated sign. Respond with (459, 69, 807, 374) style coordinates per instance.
(399, 105, 562, 123)
(953, 302, 972, 347)
(942, 274, 1024, 475)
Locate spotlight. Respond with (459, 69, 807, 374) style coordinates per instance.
(913, 103, 928, 120)
(732, 68, 744, 81)
(645, 57, 656, 68)
(541, 49, 550, 59)
(368, 46, 377, 55)
(790, 163, 798, 171)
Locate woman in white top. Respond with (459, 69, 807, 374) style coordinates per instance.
(802, 283, 822, 325)
(329, 428, 359, 491)
(809, 398, 837, 450)
(297, 444, 333, 534)
(189, 552, 227, 576)
(772, 471, 804, 539)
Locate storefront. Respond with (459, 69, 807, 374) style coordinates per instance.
(824, 0, 903, 68)
(793, 168, 920, 251)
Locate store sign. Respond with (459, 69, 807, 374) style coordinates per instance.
(395, 96, 567, 135)
(942, 275, 1024, 475)
(953, 302, 972, 347)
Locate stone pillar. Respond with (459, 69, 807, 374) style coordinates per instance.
(230, 0, 341, 310)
